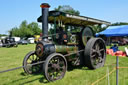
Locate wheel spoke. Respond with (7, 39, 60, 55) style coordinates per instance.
(60, 71, 65, 76)
(32, 55, 34, 60)
(98, 57, 103, 63)
(95, 43, 100, 51)
(92, 48, 97, 53)
(51, 74, 54, 80)
(49, 59, 54, 64)
(27, 61, 31, 64)
(28, 56, 33, 61)
(93, 58, 99, 65)
(60, 66, 65, 71)
(99, 49, 105, 52)
(91, 54, 96, 58)
(57, 58, 60, 65)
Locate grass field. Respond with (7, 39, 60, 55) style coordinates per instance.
(0, 44, 128, 85)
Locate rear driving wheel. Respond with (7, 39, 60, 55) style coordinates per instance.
(43, 53, 67, 82)
(84, 38, 106, 69)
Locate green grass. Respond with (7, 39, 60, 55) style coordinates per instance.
(0, 44, 128, 85)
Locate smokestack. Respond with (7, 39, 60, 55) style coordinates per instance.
(40, 3, 50, 38)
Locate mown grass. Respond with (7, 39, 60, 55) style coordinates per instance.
(0, 44, 128, 85)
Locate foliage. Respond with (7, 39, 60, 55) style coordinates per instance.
(90, 25, 108, 34)
(49, 5, 80, 34)
(91, 22, 128, 34)
(28, 22, 41, 35)
(9, 20, 41, 38)
(111, 22, 128, 26)
(55, 5, 80, 15)
(0, 34, 7, 37)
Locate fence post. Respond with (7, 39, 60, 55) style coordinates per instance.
(116, 56, 119, 85)
(107, 67, 110, 85)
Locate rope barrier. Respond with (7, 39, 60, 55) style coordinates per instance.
(91, 66, 128, 85)
(0, 61, 45, 74)
(118, 67, 128, 69)
(0, 49, 84, 74)
(91, 68, 116, 85)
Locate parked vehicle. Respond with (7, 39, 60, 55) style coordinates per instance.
(17, 39, 28, 45)
(0, 39, 3, 47)
(34, 35, 40, 43)
(12, 37, 20, 42)
(28, 37, 35, 44)
(1, 37, 18, 47)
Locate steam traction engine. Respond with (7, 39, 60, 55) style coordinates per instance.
(23, 3, 111, 81)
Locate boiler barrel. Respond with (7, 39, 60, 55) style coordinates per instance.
(55, 45, 78, 53)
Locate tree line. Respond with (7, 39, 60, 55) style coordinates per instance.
(9, 20, 41, 38)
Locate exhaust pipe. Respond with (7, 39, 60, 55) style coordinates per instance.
(40, 3, 50, 38)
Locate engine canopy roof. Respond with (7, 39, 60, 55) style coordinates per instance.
(38, 10, 111, 26)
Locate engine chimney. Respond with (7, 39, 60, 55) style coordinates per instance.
(40, 3, 50, 38)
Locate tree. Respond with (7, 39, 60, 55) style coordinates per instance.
(0, 34, 7, 37)
(9, 20, 41, 38)
(90, 25, 108, 34)
(9, 27, 20, 37)
(55, 5, 80, 15)
(27, 22, 41, 35)
(19, 20, 33, 38)
(111, 22, 128, 26)
(91, 22, 128, 33)
(53, 5, 80, 33)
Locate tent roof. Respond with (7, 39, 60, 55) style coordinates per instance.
(96, 25, 128, 37)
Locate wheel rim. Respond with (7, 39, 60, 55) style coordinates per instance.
(23, 51, 41, 74)
(90, 39, 106, 67)
(45, 54, 67, 81)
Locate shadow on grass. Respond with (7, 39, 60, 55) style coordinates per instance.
(67, 65, 90, 71)
(20, 73, 48, 84)
(20, 72, 42, 76)
(20, 76, 48, 85)
(21, 72, 48, 83)
(5, 75, 33, 85)
(6, 65, 91, 85)
(4, 72, 48, 85)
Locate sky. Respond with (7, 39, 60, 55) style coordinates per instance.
(0, 0, 128, 34)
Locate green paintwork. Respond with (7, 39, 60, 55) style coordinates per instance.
(54, 17, 56, 40)
(55, 45, 78, 54)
